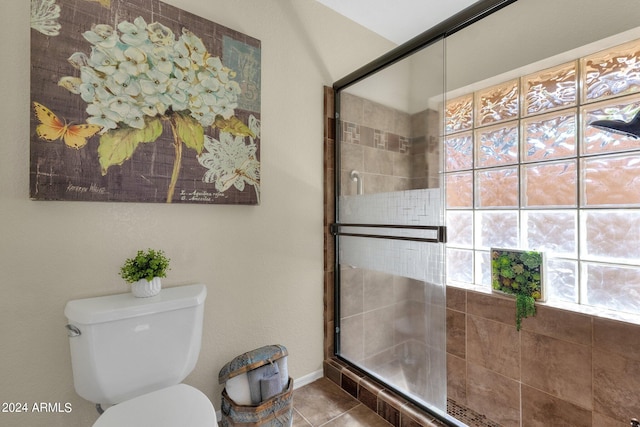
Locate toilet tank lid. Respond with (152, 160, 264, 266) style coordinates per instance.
(65, 284, 207, 325)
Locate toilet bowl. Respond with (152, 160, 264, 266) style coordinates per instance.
(92, 384, 216, 427)
(64, 284, 216, 426)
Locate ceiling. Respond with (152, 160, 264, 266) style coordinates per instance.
(314, 0, 480, 45)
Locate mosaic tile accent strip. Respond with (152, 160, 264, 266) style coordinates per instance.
(447, 399, 502, 427)
(343, 122, 361, 144)
(342, 121, 412, 153)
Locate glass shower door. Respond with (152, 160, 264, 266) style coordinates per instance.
(334, 39, 449, 416)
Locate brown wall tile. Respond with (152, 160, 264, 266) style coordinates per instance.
(364, 270, 395, 311)
(593, 348, 640, 422)
(340, 267, 363, 317)
(521, 331, 592, 409)
(378, 390, 405, 426)
(592, 411, 630, 427)
(466, 362, 520, 427)
(325, 270, 335, 320)
(340, 314, 364, 362)
(400, 403, 438, 427)
(324, 359, 342, 386)
(594, 317, 640, 362)
(358, 376, 383, 412)
(447, 353, 467, 405)
(341, 368, 360, 398)
(364, 306, 395, 355)
(467, 315, 520, 380)
(446, 308, 466, 358)
(446, 287, 466, 312)
(521, 385, 592, 427)
(521, 305, 592, 345)
(467, 291, 515, 326)
(325, 318, 334, 359)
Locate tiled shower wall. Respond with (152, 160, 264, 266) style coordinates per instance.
(324, 86, 640, 426)
(446, 287, 640, 427)
(338, 92, 439, 195)
(338, 269, 429, 367)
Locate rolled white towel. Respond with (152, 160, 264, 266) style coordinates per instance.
(226, 373, 252, 405)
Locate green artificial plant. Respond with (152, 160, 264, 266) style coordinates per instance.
(119, 249, 170, 284)
(491, 249, 543, 330)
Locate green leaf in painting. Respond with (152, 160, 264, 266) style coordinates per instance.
(174, 113, 204, 155)
(98, 117, 163, 175)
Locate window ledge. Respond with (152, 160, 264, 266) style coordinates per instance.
(446, 282, 640, 326)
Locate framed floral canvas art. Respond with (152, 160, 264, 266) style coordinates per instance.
(30, 0, 261, 204)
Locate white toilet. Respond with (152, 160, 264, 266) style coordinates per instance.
(64, 283, 217, 426)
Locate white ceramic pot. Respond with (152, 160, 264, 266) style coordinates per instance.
(131, 277, 162, 298)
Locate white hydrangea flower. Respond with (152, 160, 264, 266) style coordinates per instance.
(105, 70, 141, 98)
(65, 16, 241, 131)
(118, 17, 149, 47)
(147, 22, 174, 46)
(149, 46, 174, 75)
(87, 46, 119, 75)
(83, 24, 118, 49)
(119, 47, 149, 76)
(140, 69, 170, 95)
(180, 29, 207, 66)
(86, 103, 121, 130)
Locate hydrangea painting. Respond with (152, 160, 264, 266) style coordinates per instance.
(30, 0, 261, 204)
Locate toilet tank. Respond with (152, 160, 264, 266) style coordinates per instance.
(64, 284, 207, 405)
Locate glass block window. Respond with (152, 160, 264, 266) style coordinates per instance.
(523, 61, 577, 116)
(444, 37, 640, 317)
(475, 79, 519, 127)
(522, 110, 577, 162)
(475, 122, 519, 168)
(582, 39, 640, 103)
(445, 132, 473, 171)
(445, 94, 473, 134)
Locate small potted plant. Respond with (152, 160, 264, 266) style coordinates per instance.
(120, 249, 170, 298)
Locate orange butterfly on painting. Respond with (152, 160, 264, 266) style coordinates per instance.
(33, 102, 101, 149)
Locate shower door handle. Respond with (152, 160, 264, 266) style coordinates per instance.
(331, 223, 447, 244)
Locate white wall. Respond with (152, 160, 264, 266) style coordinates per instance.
(445, 0, 640, 93)
(0, 1, 394, 426)
(346, 0, 640, 115)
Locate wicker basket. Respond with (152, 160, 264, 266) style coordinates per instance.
(220, 377, 293, 427)
(218, 345, 293, 427)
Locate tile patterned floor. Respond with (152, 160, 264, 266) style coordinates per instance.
(292, 378, 392, 427)
(220, 377, 500, 427)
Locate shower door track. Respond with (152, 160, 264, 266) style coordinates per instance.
(333, 355, 466, 427)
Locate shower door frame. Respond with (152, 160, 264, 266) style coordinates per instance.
(330, 0, 517, 425)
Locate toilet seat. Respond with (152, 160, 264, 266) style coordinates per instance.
(92, 384, 217, 427)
